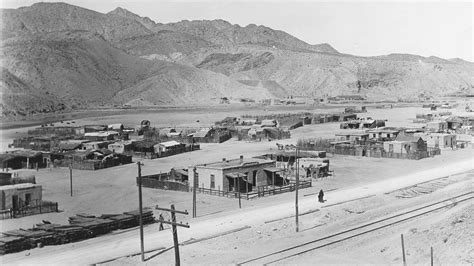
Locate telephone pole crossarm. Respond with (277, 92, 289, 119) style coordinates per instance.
(156, 218, 190, 228)
(155, 206, 189, 215)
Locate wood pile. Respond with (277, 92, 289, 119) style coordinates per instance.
(0, 236, 28, 255)
(0, 208, 155, 255)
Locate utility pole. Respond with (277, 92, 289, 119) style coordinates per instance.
(430, 246, 433, 266)
(137, 162, 145, 262)
(401, 234, 407, 266)
(156, 205, 190, 266)
(69, 164, 73, 197)
(295, 147, 299, 232)
(192, 167, 197, 218)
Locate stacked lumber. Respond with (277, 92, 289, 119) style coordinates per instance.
(0, 208, 155, 255)
(3, 229, 56, 247)
(124, 208, 155, 225)
(0, 236, 28, 255)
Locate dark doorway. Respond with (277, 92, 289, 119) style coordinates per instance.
(12, 195, 19, 210)
(25, 193, 32, 206)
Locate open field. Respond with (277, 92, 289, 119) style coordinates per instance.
(0, 102, 473, 264)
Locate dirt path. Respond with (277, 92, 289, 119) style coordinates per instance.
(2, 157, 471, 264)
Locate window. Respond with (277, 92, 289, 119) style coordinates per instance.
(210, 174, 215, 189)
(389, 144, 394, 153)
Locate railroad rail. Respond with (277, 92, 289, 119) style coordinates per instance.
(238, 191, 473, 265)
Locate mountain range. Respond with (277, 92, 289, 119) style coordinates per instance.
(1, 2, 473, 119)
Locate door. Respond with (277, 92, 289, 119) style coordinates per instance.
(12, 195, 19, 210)
(25, 193, 31, 206)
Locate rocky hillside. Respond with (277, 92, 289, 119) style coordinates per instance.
(1, 2, 473, 119)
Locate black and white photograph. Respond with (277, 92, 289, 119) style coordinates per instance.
(0, 0, 473, 264)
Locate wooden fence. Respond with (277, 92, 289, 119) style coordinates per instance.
(0, 200, 59, 220)
(139, 176, 189, 192)
(193, 180, 312, 200)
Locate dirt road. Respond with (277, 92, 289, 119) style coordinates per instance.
(2, 157, 471, 265)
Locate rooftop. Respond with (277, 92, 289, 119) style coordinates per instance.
(196, 157, 274, 170)
(0, 183, 41, 191)
(335, 132, 369, 136)
(157, 140, 182, 147)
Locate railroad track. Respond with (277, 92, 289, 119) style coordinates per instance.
(238, 191, 473, 265)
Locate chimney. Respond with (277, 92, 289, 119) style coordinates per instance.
(240, 155, 244, 164)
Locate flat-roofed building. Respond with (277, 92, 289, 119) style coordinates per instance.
(189, 156, 279, 193)
(0, 183, 42, 210)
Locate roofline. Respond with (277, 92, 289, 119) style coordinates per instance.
(194, 160, 275, 170)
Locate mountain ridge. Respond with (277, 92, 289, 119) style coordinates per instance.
(1, 2, 473, 119)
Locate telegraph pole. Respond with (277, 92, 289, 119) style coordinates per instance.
(156, 205, 190, 266)
(192, 167, 197, 218)
(137, 162, 145, 262)
(69, 164, 73, 197)
(401, 234, 407, 266)
(295, 147, 299, 232)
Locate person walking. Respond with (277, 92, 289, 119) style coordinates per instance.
(318, 189, 324, 203)
(158, 213, 164, 231)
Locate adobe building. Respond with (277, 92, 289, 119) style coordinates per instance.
(383, 135, 427, 154)
(0, 183, 42, 210)
(189, 156, 279, 193)
(415, 133, 456, 149)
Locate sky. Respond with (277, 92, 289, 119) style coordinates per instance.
(2, 0, 473, 61)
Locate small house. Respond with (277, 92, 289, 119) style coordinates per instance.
(240, 119, 257, 126)
(189, 156, 279, 193)
(82, 141, 111, 151)
(108, 141, 134, 154)
(83, 125, 108, 133)
(335, 132, 369, 143)
(415, 133, 456, 149)
(57, 140, 90, 152)
(0, 183, 42, 210)
(445, 117, 463, 130)
(368, 129, 400, 141)
(383, 135, 427, 154)
(261, 119, 278, 128)
(426, 121, 448, 132)
(154, 141, 185, 154)
(108, 124, 124, 131)
(84, 131, 119, 141)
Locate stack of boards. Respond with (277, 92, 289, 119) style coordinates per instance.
(0, 208, 155, 255)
